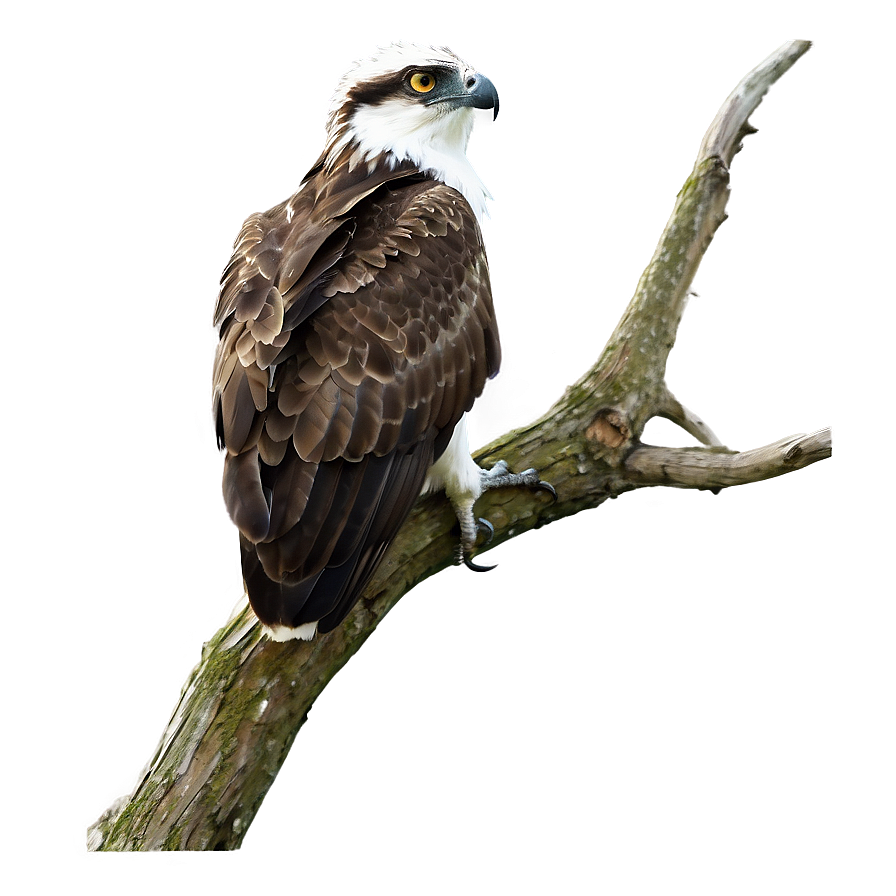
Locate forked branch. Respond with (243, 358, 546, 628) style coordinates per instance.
(89, 39, 829, 852)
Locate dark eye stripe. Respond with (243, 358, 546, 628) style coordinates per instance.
(346, 71, 409, 107)
(347, 65, 456, 106)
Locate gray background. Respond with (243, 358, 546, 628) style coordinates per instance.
(2, 0, 894, 894)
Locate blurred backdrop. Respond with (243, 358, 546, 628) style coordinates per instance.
(3, 1, 891, 892)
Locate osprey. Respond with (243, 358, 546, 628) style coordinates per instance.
(213, 44, 551, 641)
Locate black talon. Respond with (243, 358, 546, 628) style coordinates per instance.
(537, 480, 558, 502)
(477, 517, 495, 545)
(464, 555, 497, 573)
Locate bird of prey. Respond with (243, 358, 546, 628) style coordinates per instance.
(212, 44, 551, 641)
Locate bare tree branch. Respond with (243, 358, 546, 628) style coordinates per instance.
(88, 39, 827, 852)
(625, 427, 832, 490)
(656, 387, 726, 448)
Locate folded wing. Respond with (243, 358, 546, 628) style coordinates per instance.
(213, 173, 500, 633)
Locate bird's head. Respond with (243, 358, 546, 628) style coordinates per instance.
(324, 44, 499, 218)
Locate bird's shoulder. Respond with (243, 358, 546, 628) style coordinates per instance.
(320, 176, 487, 300)
(213, 168, 483, 327)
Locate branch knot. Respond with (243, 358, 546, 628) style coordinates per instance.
(585, 409, 631, 450)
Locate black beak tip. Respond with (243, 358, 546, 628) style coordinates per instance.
(468, 73, 499, 120)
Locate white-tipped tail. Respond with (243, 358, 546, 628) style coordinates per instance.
(263, 621, 319, 642)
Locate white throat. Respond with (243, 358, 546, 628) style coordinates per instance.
(336, 102, 492, 221)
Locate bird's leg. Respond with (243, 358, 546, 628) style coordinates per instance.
(462, 460, 557, 572)
(446, 460, 557, 572)
(431, 419, 555, 571)
(453, 497, 479, 565)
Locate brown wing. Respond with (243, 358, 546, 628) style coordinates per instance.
(213, 176, 500, 633)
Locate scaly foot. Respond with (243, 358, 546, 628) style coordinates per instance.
(453, 460, 556, 571)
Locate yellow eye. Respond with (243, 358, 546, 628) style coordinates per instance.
(409, 71, 436, 93)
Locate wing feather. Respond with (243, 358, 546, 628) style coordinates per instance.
(257, 428, 290, 466)
(264, 451, 318, 541)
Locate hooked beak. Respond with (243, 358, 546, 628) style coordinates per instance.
(425, 72, 500, 120)
(464, 73, 499, 120)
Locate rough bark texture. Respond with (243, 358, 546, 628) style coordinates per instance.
(88, 39, 829, 852)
